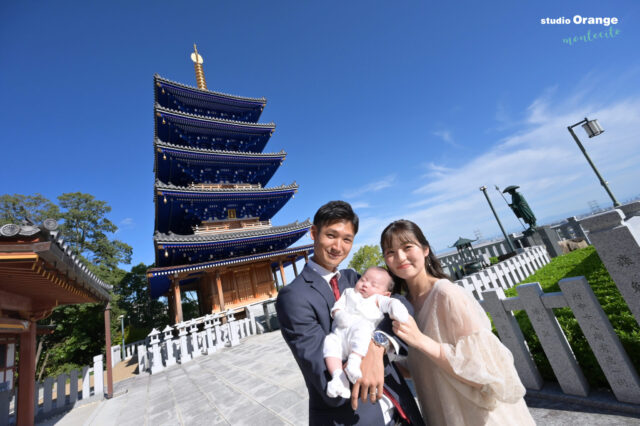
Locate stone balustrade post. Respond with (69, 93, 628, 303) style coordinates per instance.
(34, 381, 40, 414)
(0, 390, 11, 426)
(81, 366, 91, 399)
(244, 307, 256, 335)
(43, 377, 53, 413)
(69, 369, 78, 404)
(559, 276, 640, 404)
(163, 325, 176, 367)
(566, 216, 590, 243)
(227, 313, 240, 346)
(204, 315, 217, 354)
(56, 373, 67, 408)
(177, 322, 191, 363)
(483, 287, 544, 390)
(189, 321, 203, 358)
(516, 283, 589, 396)
(93, 354, 104, 399)
(148, 328, 164, 374)
(137, 344, 148, 373)
(580, 209, 640, 327)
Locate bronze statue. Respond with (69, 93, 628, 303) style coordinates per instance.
(503, 186, 537, 230)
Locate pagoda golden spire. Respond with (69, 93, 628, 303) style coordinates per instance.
(190, 44, 208, 90)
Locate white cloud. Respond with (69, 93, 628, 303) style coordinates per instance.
(343, 175, 396, 198)
(120, 217, 135, 227)
(433, 130, 459, 147)
(350, 201, 371, 209)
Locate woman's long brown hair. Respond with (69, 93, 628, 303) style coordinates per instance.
(380, 219, 450, 295)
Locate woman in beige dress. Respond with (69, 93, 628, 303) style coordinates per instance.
(380, 219, 535, 426)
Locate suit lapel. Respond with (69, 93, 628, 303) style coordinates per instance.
(301, 265, 336, 310)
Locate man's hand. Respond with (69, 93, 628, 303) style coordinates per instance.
(351, 340, 384, 410)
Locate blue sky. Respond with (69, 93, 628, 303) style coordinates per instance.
(2, 1, 639, 272)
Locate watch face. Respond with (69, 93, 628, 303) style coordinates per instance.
(373, 332, 388, 346)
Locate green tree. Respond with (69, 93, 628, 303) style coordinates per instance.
(116, 263, 169, 335)
(348, 244, 385, 274)
(57, 192, 132, 269)
(0, 193, 60, 225)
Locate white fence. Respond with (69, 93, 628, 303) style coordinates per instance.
(0, 355, 105, 425)
(479, 277, 640, 405)
(454, 246, 550, 299)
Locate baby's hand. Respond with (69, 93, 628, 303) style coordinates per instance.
(388, 300, 409, 323)
(333, 310, 353, 328)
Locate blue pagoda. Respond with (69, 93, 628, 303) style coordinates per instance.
(148, 45, 312, 323)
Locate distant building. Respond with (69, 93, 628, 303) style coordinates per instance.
(147, 46, 312, 323)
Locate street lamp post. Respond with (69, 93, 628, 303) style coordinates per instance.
(118, 315, 125, 352)
(568, 117, 620, 207)
(479, 186, 516, 253)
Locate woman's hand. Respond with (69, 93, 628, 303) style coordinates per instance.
(394, 316, 444, 364)
(392, 315, 424, 349)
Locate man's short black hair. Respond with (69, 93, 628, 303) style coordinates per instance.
(313, 200, 359, 235)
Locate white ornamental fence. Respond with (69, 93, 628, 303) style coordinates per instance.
(454, 246, 550, 299)
(0, 355, 105, 425)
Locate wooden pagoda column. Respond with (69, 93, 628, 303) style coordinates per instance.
(104, 303, 114, 399)
(291, 257, 299, 277)
(278, 260, 286, 286)
(304, 252, 309, 264)
(171, 279, 183, 324)
(272, 268, 279, 290)
(17, 320, 36, 426)
(215, 272, 225, 311)
(206, 272, 216, 313)
(250, 266, 259, 298)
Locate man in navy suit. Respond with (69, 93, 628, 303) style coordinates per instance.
(276, 201, 424, 425)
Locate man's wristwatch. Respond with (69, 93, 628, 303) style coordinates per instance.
(372, 331, 390, 351)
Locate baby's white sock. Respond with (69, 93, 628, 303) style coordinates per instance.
(327, 369, 351, 398)
(345, 353, 363, 383)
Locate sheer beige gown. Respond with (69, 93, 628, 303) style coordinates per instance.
(406, 279, 535, 426)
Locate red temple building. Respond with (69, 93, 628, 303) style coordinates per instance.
(0, 220, 113, 425)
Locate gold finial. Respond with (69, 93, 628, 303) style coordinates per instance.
(190, 43, 207, 90)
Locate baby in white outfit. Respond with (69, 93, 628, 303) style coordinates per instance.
(323, 266, 409, 398)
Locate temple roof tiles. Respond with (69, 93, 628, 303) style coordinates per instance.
(154, 219, 311, 244)
(155, 180, 297, 194)
(155, 74, 267, 105)
(0, 220, 112, 301)
(155, 105, 275, 130)
(155, 139, 286, 158)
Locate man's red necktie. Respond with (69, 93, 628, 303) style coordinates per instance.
(329, 275, 340, 301)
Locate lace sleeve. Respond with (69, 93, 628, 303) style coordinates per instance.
(435, 283, 525, 408)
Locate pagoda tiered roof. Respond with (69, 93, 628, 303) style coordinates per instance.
(154, 219, 311, 267)
(154, 140, 286, 187)
(155, 74, 266, 123)
(155, 105, 275, 152)
(155, 181, 298, 234)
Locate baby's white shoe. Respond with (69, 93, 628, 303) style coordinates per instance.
(345, 353, 363, 384)
(327, 370, 351, 398)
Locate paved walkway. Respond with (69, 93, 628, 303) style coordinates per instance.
(39, 332, 640, 425)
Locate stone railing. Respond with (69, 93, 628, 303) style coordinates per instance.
(138, 306, 264, 375)
(480, 277, 640, 405)
(0, 355, 105, 424)
(454, 246, 550, 299)
(109, 338, 146, 368)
